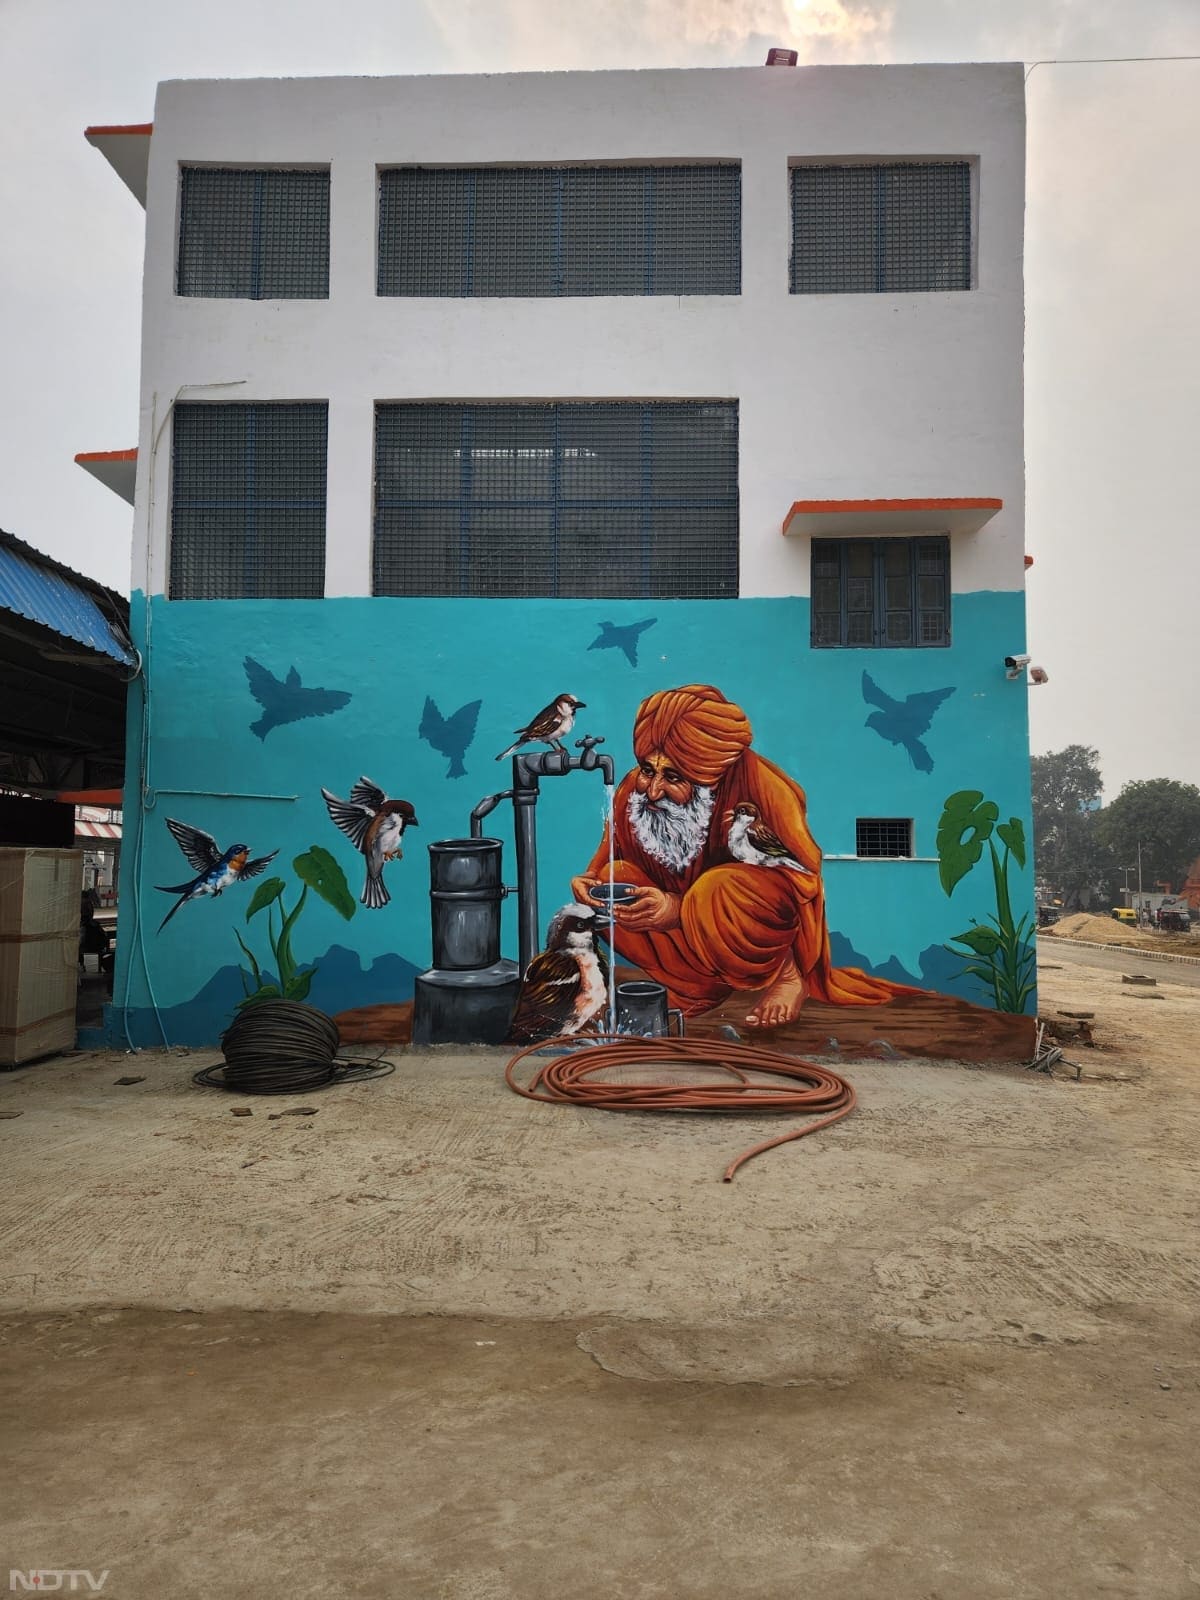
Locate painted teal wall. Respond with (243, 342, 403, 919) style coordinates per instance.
(110, 591, 1032, 1044)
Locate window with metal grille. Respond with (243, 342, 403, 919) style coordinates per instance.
(378, 165, 741, 297)
(811, 537, 949, 648)
(177, 168, 330, 299)
(373, 402, 739, 598)
(856, 818, 914, 858)
(790, 162, 971, 294)
(170, 403, 327, 600)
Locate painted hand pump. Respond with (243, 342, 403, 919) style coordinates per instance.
(155, 818, 278, 932)
(321, 778, 418, 909)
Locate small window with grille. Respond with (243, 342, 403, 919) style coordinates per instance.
(856, 818, 914, 858)
(177, 168, 330, 299)
(169, 403, 327, 600)
(811, 537, 949, 648)
(373, 401, 738, 598)
(790, 162, 971, 294)
(378, 165, 741, 297)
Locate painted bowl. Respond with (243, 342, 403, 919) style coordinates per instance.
(588, 881, 640, 906)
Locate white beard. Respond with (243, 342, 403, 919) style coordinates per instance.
(627, 784, 715, 875)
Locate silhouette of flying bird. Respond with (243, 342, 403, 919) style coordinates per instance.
(508, 904, 609, 1043)
(322, 777, 418, 909)
(244, 657, 352, 741)
(495, 694, 585, 760)
(588, 617, 657, 668)
(725, 803, 813, 874)
(861, 672, 956, 773)
(419, 695, 482, 779)
(155, 818, 278, 933)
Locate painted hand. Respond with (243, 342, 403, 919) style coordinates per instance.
(571, 874, 601, 905)
(612, 885, 682, 933)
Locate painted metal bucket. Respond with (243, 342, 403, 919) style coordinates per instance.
(615, 980, 685, 1038)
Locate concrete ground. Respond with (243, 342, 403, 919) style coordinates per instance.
(2, 954, 1198, 1598)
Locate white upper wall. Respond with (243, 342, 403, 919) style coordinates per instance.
(134, 64, 1026, 600)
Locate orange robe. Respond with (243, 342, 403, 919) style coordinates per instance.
(582, 751, 911, 1017)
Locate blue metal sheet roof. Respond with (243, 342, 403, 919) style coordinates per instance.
(0, 535, 134, 666)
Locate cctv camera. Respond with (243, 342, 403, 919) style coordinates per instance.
(1004, 653, 1031, 671)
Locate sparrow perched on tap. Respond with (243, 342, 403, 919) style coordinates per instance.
(321, 777, 419, 909)
(495, 693, 586, 760)
(725, 802, 813, 875)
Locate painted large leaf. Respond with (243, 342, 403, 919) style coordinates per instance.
(245, 876, 286, 923)
(936, 790, 999, 897)
(293, 846, 357, 921)
(950, 926, 1003, 957)
(996, 817, 1027, 870)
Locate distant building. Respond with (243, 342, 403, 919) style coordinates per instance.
(85, 63, 1034, 1046)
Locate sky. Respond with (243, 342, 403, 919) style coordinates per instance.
(1, 0, 1198, 796)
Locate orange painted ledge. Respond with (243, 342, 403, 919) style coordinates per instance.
(75, 449, 137, 464)
(783, 497, 1003, 539)
(84, 123, 152, 137)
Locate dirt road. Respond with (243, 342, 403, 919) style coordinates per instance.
(2, 953, 1198, 1598)
(1044, 936, 1200, 988)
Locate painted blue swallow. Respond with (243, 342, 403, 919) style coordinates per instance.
(155, 818, 279, 933)
(588, 618, 657, 668)
(861, 672, 956, 773)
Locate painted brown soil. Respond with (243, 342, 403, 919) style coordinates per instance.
(333, 973, 1035, 1061)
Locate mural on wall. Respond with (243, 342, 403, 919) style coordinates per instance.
(569, 684, 919, 1031)
(418, 695, 482, 779)
(938, 790, 1035, 1014)
(508, 903, 610, 1043)
(588, 617, 658, 668)
(111, 593, 1036, 1057)
(244, 657, 352, 741)
(321, 778, 419, 909)
(861, 672, 956, 773)
(235, 846, 357, 1007)
(155, 818, 279, 932)
(496, 693, 587, 760)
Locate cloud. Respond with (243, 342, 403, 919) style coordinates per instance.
(429, 0, 893, 72)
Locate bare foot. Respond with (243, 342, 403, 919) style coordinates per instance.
(746, 955, 808, 1029)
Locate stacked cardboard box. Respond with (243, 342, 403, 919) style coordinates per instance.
(0, 848, 82, 1067)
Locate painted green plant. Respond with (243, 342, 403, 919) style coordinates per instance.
(937, 790, 1035, 1014)
(234, 845, 357, 1008)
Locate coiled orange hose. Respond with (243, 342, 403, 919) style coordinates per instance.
(505, 1033, 856, 1182)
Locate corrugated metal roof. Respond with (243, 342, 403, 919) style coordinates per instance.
(0, 530, 134, 666)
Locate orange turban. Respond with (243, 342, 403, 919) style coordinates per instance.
(633, 685, 753, 788)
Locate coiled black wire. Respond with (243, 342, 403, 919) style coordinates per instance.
(191, 1000, 395, 1095)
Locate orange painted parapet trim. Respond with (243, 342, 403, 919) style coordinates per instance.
(783, 496, 1002, 534)
(84, 123, 152, 137)
(57, 790, 123, 807)
(74, 449, 137, 464)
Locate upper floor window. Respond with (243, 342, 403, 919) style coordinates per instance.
(790, 162, 971, 294)
(378, 165, 741, 297)
(170, 403, 327, 600)
(856, 817, 914, 858)
(373, 401, 738, 598)
(812, 537, 949, 647)
(177, 168, 330, 299)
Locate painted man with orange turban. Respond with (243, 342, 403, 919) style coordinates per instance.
(572, 684, 903, 1027)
